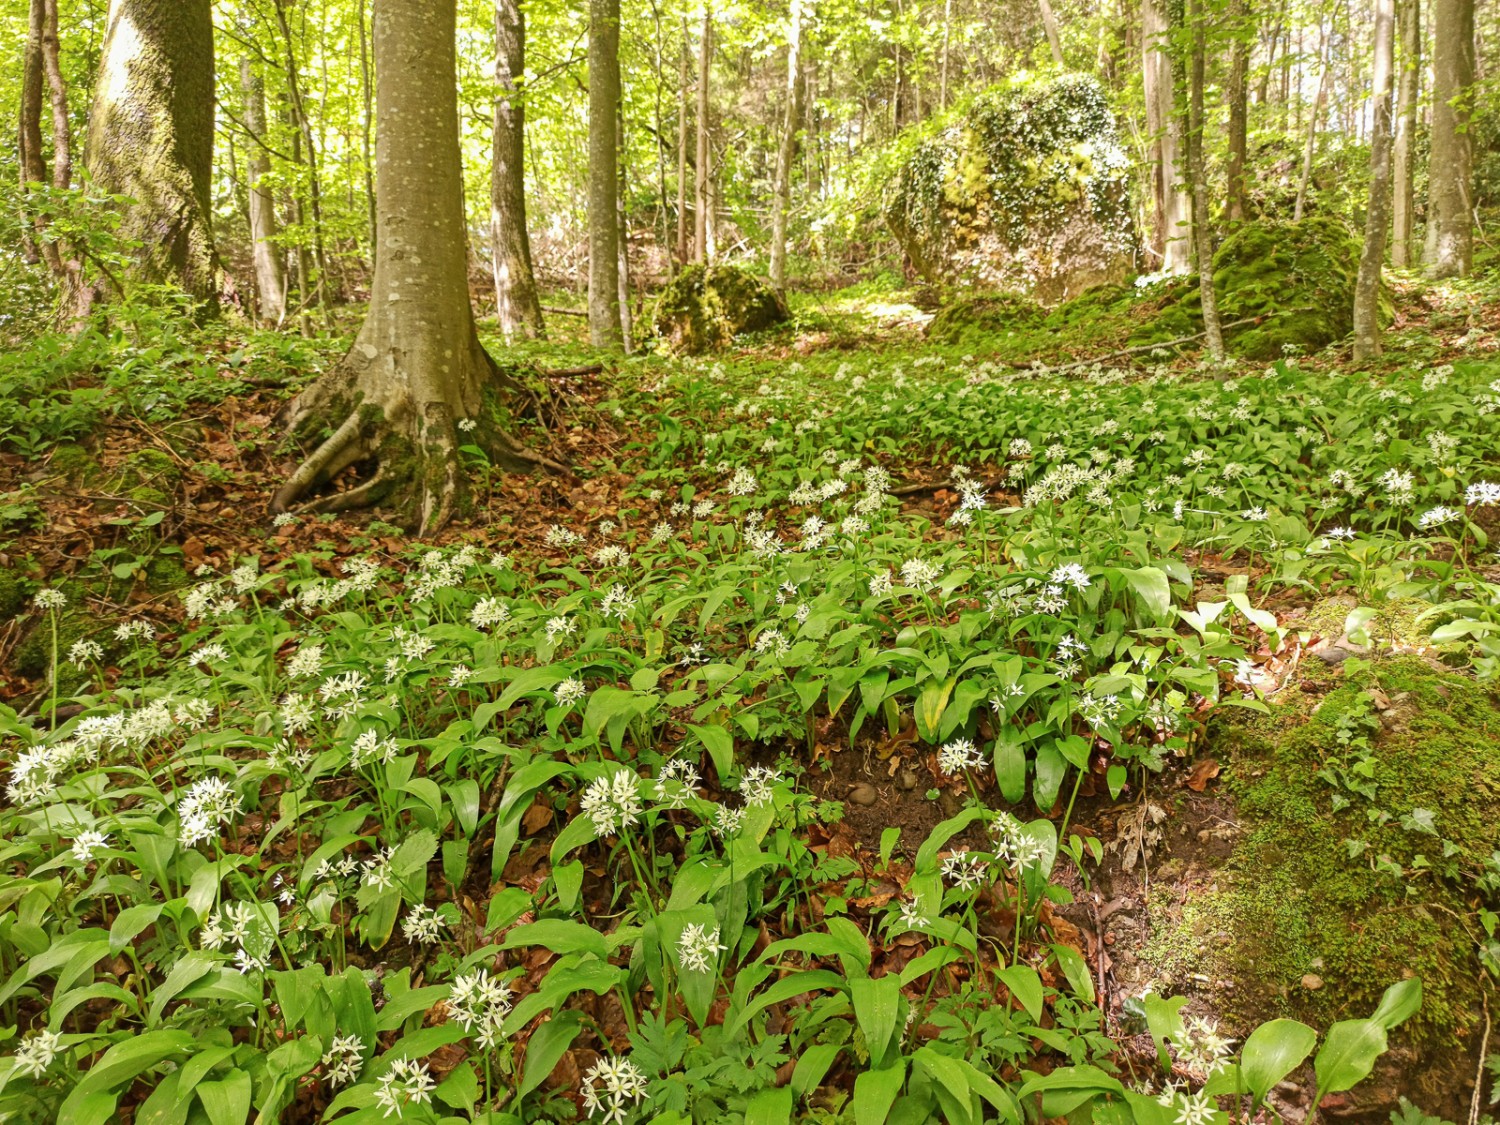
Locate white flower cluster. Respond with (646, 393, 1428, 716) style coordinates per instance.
(448, 968, 514, 1049)
(582, 1056, 650, 1125)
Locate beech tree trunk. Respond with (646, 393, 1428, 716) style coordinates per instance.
(18, 0, 65, 274)
(587, 0, 622, 346)
(77, 0, 218, 310)
(273, 0, 560, 534)
(1426, 0, 1474, 277)
(241, 59, 287, 326)
(1390, 0, 1419, 267)
(1143, 0, 1191, 273)
(769, 0, 807, 291)
(1353, 0, 1396, 360)
(695, 9, 713, 263)
(1038, 0, 1066, 65)
(1225, 0, 1250, 223)
(491, 0, 546, 341)
(1185, 0, 1222, 359)
(675, 15, 690, 264)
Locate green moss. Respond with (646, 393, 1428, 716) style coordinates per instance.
(1137, 215, 1375, 359)
(0, 568, 28, 620)
(49, 443, 94, 481)
(925, 293, 1044, 345)
(1141, 660, 1496, 1044)
(651, 265, 791, 356)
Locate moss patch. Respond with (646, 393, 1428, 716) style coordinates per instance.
(1137, 215, 1371, 359)
(925, 293, 1045, 346)
(651, 265, 791, 356)
(1142, 659, 1497, 1047)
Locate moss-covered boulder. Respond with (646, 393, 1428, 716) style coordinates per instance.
(651, 265, 790, 356)
(883, 76, 1135, 303)
(1139, 214, 1366, 359)
(925, 292, 1045, 345)
(1142, 659, 1498, 1117)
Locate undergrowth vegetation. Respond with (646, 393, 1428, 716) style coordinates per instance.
(2, 320, 1498, 1123)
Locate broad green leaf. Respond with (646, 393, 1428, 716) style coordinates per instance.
(1314, 1019, 1388, 1094)
(1241, 1019, 1317, 1103)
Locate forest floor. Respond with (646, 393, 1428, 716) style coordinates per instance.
(2, 273, 1499, 1120)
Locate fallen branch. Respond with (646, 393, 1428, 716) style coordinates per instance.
(541, 305, 588, 318)
(539, 363, 605, 377)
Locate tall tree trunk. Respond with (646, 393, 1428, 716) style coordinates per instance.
(273, 0, 559, 534)
(356, 0, 376, 258)
(1293, 24, 1331, 221)
(1353, 0, 1396, 359)
(1186, 0, 1222, 358)
(241, 59, 287, 325)
(1390, 0, 1419, 267)
(274, 0, 330, 317)
(1039, 0, 1066, 65)
(491, 0, 546, 340)
(769, 0, 807, 291)
(18, 0, 62, 273)
(695, 8, 713, 263)
(1426, 0, 1474, 277)
(78, 0, 218, 311)
(1143, 0, 1191, 273)
(42, 0, 69, 192)
(806, 59, 822, 200)
(675, 15, 690, 264)
(940, 0, 952, 108)
(587, 0, 622, 345)
(1225, 0, 1250, 223)
(616, 98, 633, 352)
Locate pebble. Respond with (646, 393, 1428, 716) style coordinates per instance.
(847, 783, 879, 806)
(1301, 973, 1325, 990)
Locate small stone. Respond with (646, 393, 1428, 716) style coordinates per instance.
(1301, 973, 1324, 991)
(847, 783, 879, 807)
(897, 769, 919, 791)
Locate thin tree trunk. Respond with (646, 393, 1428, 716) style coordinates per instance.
(649, 0, 673, 281)
(241, 59, 287, 326)
(1143, 0, 1191, 272)
(695, 8, 713, 263)
(1225, 0, 1250, 222)
(770, 0, 806, 290)
(1390, 0, 1419, 267)
(1293, 24, 1332, 221)
(1186, 0, 1222, 358)
(78, 0, 218, 311)
(1353, 0, 1396, 359)
(676, 14, 690, 264)
(41, 0, 69, 191)
(274, 0, 557, 534)
(274, 0, 331, 318)
(940, 0, 952, 108)
(492, 0, 546, 340)
(1039, 0, 1066, 65)
(587, 0, 622, 345)
(18, 0, 55, 271)
(617, 98, 633, 352)
(1426, 0, 1474, 277)
(806, 59, 822, 200)
(355, 0, 376, 259)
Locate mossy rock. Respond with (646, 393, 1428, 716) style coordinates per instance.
(925, 292, 1044, 344)
(48, 443, 95, 481)
(1143, 659, 1498, 1115)
(1137, 215, 1370, 359)
(650, 265, 790, 356)
(884, 76, 1135, 303)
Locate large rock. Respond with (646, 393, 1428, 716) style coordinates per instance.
(650, 265, 790, 355)
(1140, 214, 1369, 359)
(884, 76, 1135, 303)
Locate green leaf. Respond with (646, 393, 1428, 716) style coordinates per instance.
(1241, 1019, 1318, 1104)
(518, 1012, 584, 1100)
(195, 1069, 252, 1125)
(1142, 993, 1188, 1070)
(1124, 566, 1172, 618)
(1314, 1019, 1388, 1094)
(996, 965, 1044, 1023)
(1368, 977, 1421, 1030)
(502, 918, 609, 960)
(1049, 944, 1094, 1004)
(745, 1086, 794, 1125)
(994, 733, 1027, 804)
(850, 975, 901, 1066)
(853, 1060, 908, 1125)
(109, 903, 163, 955)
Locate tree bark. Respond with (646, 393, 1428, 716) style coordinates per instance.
(1143, 0, 1191, 273)
(356, 0, 376, 257)
(1039, 0, 1066, 65)
(587, 0, 622, 346)
(675, 14, 690, 264)
(18, 0, 63, 273)
(769, 0, 807, 291)
(273, 0, 560, 534)
(78, 0, 218, 310)
(1185, 0, 1222, 358)
(616, 98, 634, 352)
(273, 0, 330, 317)
(1353, 0, 1396, 360)
(695, 8, 713, 263)
(1225, 0, 1250, 223)
(241, 59, 287, 326)
(1390, 0, 1419, 267)
(491, 0, 546, 340)
(1293, 23, 1331, 221)
(1426, 0, 1474, 277)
